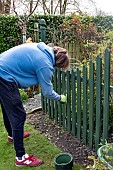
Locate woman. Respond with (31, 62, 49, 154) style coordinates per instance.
(0, 42, 69, 167)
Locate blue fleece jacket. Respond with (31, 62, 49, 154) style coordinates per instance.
(0, 42, 60, 100)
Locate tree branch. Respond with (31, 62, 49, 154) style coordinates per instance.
(27, 0, 39, 19)
(13, 0, 23, 24)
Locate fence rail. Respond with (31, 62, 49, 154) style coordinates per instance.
(41, 48, 113, 152)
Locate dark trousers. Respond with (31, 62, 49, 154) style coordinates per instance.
(0, 77, 26, 157)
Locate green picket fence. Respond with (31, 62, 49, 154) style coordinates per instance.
(41, 48, 113, 152)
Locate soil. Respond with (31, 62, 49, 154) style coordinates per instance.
(24, 95, 97, 169)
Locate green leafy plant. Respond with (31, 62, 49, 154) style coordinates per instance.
(90, 140, 113, 170)
(19, 89, 28, 101)
(86, 155, 109, 170)
(100, 140, 113, 165)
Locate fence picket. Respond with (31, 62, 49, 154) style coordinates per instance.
(67, 70, 71, 132)
(48, 99, 51, 118)
(50, 100, 54, 119)
(103, 48, 110, 140)
(77, 68, 81, 139)
(57, 69, 62, 125)
(89, 60, 94, 149)
(54, 69, 58, 123)
(43, 97, 47, 113)
(95, 56, 102, 151)
(83, 65, 87, 144)
(71, 69, 76, 135)
(62, 71, 67, 128)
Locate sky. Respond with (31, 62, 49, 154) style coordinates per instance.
(94, 0, 113, 15)
(80, 0, 113, 16)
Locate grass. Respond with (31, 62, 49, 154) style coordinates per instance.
(0, 108, 84, 170)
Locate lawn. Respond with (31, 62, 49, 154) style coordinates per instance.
(0, 107, 84, 170)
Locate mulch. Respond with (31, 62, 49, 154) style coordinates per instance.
(26, 110, 96, 169)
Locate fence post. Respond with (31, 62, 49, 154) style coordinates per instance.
(34, 23, 39, 42)
(39, 19, 46, 42)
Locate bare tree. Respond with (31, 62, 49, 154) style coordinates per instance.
(30, 0, 33, 13)
(40, 0, 69, 15)
(1, 0, 96, 16)
(95, 7, 108, 16)
(35, 0, 95, 15)
(51, 0, 53, 14)
(0, 0, 2, 13)
(0, 0, 11, 14)
(12, 0, 39, 43)
(5, 0, 11, 13)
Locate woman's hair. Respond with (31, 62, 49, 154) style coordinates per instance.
(53, 46, 70, 70)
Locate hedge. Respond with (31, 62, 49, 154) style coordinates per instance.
(0, 14, 113, 53)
